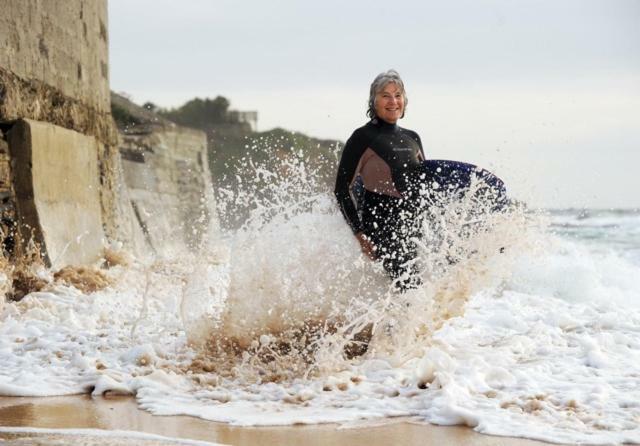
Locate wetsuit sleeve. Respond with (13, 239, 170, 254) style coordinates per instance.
(334, 130, 367, 234)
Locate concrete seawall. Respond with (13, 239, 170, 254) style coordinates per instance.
(0, 1, 216, 272)
(0, 0, 110, 115)
(8, 119, 105, 268)
(116, 97, 217, 257)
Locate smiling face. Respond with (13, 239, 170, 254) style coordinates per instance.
(374, 82, 405, 124)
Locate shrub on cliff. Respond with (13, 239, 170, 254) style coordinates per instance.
(158, 96, 231, 128)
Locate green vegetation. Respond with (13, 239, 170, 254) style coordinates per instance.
(153, 96, 341, 190)
(157, 96, 231, 128)
(111, 100, 143, 127)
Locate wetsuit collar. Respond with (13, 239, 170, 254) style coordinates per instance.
(370, 116, 398, 131)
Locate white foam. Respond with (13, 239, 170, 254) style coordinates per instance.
(2, 153, 640, 444)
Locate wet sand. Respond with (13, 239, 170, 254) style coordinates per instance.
(0, 395, 553, 446)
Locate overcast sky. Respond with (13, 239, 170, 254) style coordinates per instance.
(108, 0, 640, 209)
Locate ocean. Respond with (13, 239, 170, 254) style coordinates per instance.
(1, 158, 639, 445)
(548, 208, 640, 266)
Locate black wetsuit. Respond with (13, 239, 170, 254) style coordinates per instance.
(335, 119, 509, 291)
(334, 118, 426, 289)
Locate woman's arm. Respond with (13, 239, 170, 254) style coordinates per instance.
(355, 231, 377, 260)
(334, 130, 367, 234)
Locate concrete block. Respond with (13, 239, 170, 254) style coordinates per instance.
(121, 158, 158, 191)
(116, 119, 216, 254)
(8, 119, 105, 268)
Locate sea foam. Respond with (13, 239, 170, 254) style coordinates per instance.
(1, 144, 639, 444)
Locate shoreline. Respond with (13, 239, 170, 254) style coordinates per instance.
(0, 395, 551, 446)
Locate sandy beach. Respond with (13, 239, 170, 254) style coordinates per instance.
(0, 395, 553, 446)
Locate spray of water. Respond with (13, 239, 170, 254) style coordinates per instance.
(179, 137, 542, 384)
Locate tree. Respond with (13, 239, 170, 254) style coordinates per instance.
(158, 96, 230, 129)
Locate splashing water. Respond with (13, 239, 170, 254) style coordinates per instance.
(2, 138, 640, 444)
(180, 142, 535, 383)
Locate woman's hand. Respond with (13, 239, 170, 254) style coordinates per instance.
(355, 232, 377, 260)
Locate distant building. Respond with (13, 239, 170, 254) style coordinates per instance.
(227, 110, 258, 131)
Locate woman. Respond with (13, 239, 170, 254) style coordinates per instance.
(334, 70, 425, 289)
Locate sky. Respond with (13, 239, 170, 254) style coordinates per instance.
(108, 0, 640, 209)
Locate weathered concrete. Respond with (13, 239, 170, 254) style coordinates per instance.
(111, 92, 217, 257)
(0, 0, 110, 114)
(119, 124, 215, 256)
(0, 0, 122, 267)
(8, 119, 105, 268)
(0, 0, 217, 271)
(0, 1, 116, 145)
(0, 67, 117, 146)
(0, 127, 15, 257)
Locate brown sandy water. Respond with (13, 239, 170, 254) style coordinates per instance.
(0, 395, 551, 446)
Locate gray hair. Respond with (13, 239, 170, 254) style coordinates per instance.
(367, 69, 408, 119)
